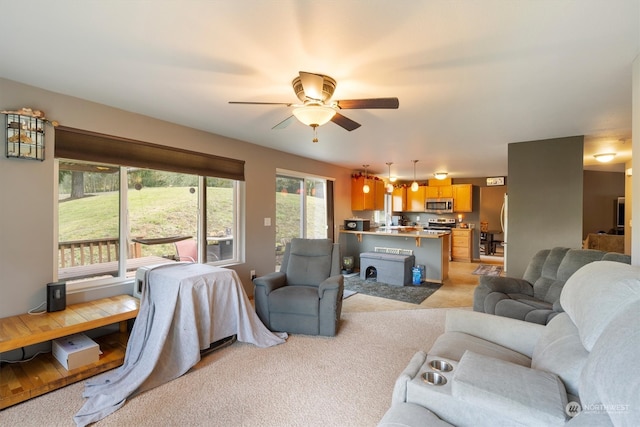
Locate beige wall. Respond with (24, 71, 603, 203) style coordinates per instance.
(0, 77, 353, 317)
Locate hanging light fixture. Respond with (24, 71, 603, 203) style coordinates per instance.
(292, 104, 336, 143)
(411, 160, 419, 192)
(386, 162, 394, 193)
(362, 164, 370, 193)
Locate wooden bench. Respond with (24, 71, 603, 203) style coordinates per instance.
(0, 295, 139, 409)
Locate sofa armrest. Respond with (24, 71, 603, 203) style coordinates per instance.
(391, 351, 427, 404)
(478, 276, 534, 295)
(444, 310, 545, 357)
(253, 271, 287, 295)
(318, 274, 343, 298)
(452, 351, 568, 426)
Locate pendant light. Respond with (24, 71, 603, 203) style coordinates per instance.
(362, 164, 370, 194)
(386, 162, 394, 193)
(411, 160, 419, 192)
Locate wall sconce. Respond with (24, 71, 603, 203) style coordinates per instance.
(362, 164, 370, 194)
(4, 108, 58, 161)
(594, 153, 616, 163)
(626, 168, 633, 177)
(411, 160, 419, 192)
(434, 172, 448, 180)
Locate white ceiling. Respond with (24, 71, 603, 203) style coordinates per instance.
(0, 1, 637, 180)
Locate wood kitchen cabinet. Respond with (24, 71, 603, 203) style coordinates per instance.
(451, 228, 473, 262)
(452, 184, 473, 212)
(392, 186, 406, 212)
(425, 185, 453, 199)
(351, 176, 384, 211)
(406, 185, 426, 212)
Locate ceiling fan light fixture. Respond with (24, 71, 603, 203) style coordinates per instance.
(594, 153, 616, 163)
(292, 105, 336, 127)
(434, 172, 448, 180)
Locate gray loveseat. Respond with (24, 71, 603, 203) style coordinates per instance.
(379, 260, 640, 426)
(473, 247, 631, 324)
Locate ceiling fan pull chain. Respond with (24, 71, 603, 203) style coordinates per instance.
(312, 124, 319, 143)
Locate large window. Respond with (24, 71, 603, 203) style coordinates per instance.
(57, 161, 240, 289)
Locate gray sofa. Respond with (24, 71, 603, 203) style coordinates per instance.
(473, 247, 631, 324)
(379, 260, 640, 426)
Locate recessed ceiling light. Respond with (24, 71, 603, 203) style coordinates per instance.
(594, 153, 616, 163)
(434, 172, 448, 180)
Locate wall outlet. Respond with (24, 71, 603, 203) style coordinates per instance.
(250, 270, 256, 281)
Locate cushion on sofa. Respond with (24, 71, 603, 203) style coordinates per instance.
(429, 331, 532, 367)
(560, 261, 640, 351)
(531, 313, 589, 397)
(452, 351, 568, 426)
(578, 300, 640, 426)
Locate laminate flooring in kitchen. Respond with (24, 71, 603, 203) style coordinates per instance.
(342, 259, 503, 313)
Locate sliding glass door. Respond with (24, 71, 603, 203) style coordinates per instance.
(275, 173, 330, 269)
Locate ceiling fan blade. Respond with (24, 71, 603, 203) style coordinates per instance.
(298, 71, 324, 102)
(335, 97, 399, 109)
(331, 113, 361, 131)
(272, 115, 296, 130)
(229, 101, 293, 106)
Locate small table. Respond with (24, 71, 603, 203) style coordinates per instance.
(483, 230, 503, 255)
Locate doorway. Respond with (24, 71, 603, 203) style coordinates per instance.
(479, 186, 507, 263)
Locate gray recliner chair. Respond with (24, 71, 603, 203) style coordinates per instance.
(253, 238, 344, 336)
(473, 247, 631, 324)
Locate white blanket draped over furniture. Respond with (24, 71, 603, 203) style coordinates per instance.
(74, 263, 287, 426)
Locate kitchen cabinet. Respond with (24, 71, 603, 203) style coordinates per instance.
(351, 176, 384, 211)
(451, 228, 473, 262)
(406, 185, 426, 212)
(392, 186, 406, 212)
(425, 185, 453, 198)
(452, 184, 473, 212)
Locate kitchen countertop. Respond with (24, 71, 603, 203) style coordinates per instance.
(340, 227, 447, 246)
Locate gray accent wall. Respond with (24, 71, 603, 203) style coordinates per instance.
(507, 136, 584, 277)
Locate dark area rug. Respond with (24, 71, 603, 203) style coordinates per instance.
(343, 275, 441, 305)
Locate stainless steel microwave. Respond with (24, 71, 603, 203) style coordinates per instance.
(425, 198, 454, 213)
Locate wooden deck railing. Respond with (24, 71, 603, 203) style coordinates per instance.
(58, 238, 141, 268)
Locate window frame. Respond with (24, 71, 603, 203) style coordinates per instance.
(55, 162, 244, 293)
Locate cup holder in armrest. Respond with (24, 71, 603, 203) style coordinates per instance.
(429, 359, 453, 372)
(422, 371, 447, 386)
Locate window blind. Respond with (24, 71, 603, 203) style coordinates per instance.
(54, 126, 245, 181)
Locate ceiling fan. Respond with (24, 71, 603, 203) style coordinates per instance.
(229, 71, 399, 142)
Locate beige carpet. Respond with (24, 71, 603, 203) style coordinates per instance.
(1, 309, 448, 426)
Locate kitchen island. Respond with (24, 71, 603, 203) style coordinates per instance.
(339, 228, 449, 283)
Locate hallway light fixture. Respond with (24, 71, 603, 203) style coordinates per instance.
(411, 160, 419, 192)
(386, 162, 394, 193)
(594, 153, 616, 163)
(434, 172, 448, 180)
(362, 164, 370, 194)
